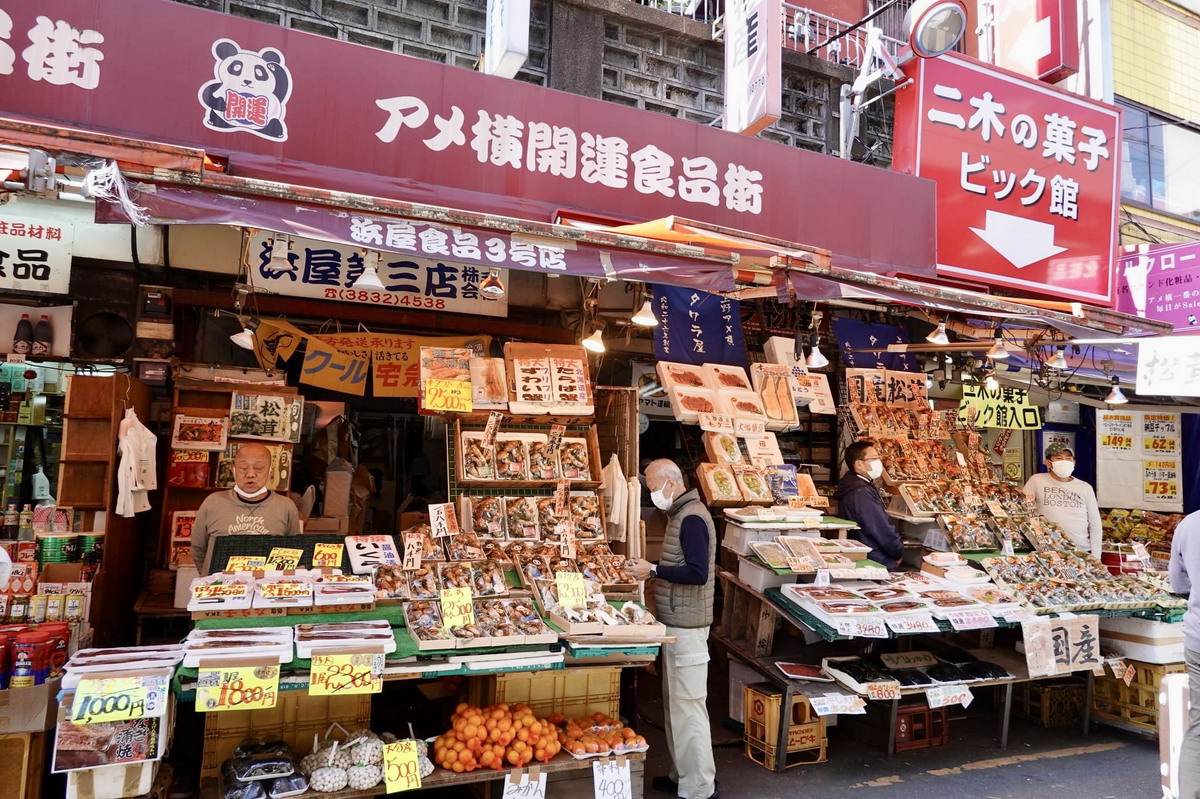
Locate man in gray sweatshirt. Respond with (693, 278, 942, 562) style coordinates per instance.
(1170, 511, 1200, 799)
(192, 442, 301, 574)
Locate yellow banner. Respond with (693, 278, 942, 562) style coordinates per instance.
(314, 333, 489, 398)
(300, 339, 370, 396)
(555, 572, 586, 610)
(253, 318, 307, 369)
(71, 676, 164, 725)
(309, 653, 384, 696)
(384, 740, 422, 792)
(196, 664, 279, 712)
(956, 385, 1042, 430)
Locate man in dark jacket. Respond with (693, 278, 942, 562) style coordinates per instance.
(834, 440, 903, 569)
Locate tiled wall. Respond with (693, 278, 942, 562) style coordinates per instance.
(1112, 0, 1200, 122)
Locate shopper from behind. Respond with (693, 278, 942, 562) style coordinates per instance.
(835, 440, 903, 570)
(1171, 510, 1200, 799)
(191, 442, 301, 575)
(627, 459, 718, 799)
(1023, 443, 1102, 557)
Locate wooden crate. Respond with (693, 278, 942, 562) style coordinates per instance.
(0, 732, 45, 799)
(742, 683, 827, 771)
(744, 734, 827, 771)
(1013, 680, 1086, 728)
(1092, 660, 1186, 735)
(472, 667, 622, 720)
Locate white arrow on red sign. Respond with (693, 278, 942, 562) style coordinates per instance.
(970, 210, 1068, 269)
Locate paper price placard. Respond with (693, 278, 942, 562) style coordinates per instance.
(440, 587, 475, 628)
(786, 556, 816, 573)
(814, 569, 830, 587)
(735, 419, 767, 437)
(592, 758, 633, 799)
(554, 479, 570, 515)
(312, 542, 344, 568)
(555, 572, 587, 609)
(259, 582, 312, 598)
(195, 664, 279, 712)
(501, 767, 547, 799)
(225, 556, 266, 572)
(557, 521, 577, 559)
(192, 583, 249, 600)
(884, 613, 939, 634)
(266, 547, 304, 570)
(425, 378, 473, 413)
(833, 617, 887, 638)
(72, 674, 169, 724)
(698, 413, 735, 434)
(483, 411, 504, 449)
(925, 685, 973, 709)
(429, 502, 459, 538)
(384, 740, 422, 792)
(945, 608, 998, 631)
(403, 532, 424, 570)
(808, 694, 867, 716)
(866, 681, 901, 701)
(309, 653, 384, 696)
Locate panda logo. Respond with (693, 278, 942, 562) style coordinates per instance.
(198, 39, 292, 142)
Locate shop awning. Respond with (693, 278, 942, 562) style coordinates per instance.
(95, 181, 739, 292)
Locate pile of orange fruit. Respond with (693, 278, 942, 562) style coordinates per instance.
(432, 702, 561, 772)
(547, 712, 649, 757)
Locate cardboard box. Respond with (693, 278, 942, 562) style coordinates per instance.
(0, 676, 62, 733)
(1100, 616, 1185, 665)
(304, 516, 349, 534)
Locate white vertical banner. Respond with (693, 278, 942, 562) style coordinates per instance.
(484, 0, 529, 78)
(723, 0, 782, 135)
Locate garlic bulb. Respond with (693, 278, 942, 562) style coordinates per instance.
(309, 766, 348, 792)
(347, 764, 383, 790)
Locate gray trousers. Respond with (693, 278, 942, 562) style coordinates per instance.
(1181, 649, 1200, 799)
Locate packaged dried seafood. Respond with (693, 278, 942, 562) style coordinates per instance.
(466, 496, 506, 537)
(460, 433, 496, 480)
(505, 497, 540, 540)
(559, 438, 592, 481)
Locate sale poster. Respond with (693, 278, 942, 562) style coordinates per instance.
(1096, 410, 1182, 512)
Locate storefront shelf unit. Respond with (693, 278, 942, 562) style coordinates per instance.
(1091, 659, 1186, 735)
(1012, 679, 1086, 728)
(0, 730, 44, 799)
(471, 666, 622, 720)
(200, 691, 372, 779)
(449, 418, 603, 492)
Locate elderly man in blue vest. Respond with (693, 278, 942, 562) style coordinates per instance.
(628, 459, 719, 799)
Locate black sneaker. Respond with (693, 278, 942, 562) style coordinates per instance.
(651, 776, 679, 794)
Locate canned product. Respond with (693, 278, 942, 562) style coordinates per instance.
(28, 595, 47, 624)
(10, 629, 51, 687)
(38, 622, 69, 678)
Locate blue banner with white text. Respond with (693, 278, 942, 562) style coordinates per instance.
(651, 285, 748, 368)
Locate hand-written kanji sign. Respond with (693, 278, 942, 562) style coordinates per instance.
(300, 339, 370, 396)
(957, 384, 1042, 430)
(894, 52, 1121, 305)
(1021, 614, 1102, 677)
(1137, 336, 1200, 398)
(384, 740, 422, 792)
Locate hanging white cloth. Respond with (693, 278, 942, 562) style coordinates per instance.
(601, 455, 627, 542)
(116, 408, 156, 517)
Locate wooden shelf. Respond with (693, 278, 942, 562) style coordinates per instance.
(457, 479, 602, 491)
(452, 412, 596, 428)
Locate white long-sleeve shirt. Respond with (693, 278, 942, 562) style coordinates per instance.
(1023, 472, 1103, 557)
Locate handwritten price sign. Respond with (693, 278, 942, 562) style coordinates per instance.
(309, 653, 384, 696)
(225, 556, 266, 572)
(440, 587, 475, 628)
(384, 740, 422, 792)
(925, 684, 974, 709)
(885, 613, 940, 634)
(592, 758, 633, 799)
(72, 675, 168, 724)
(502, 767, 547, 799)
(866, 681, 902, 701)
(195, 664, 279, 712)
(833, 617, 888, 638)
(945, 608, 998, 631)
(192, 583, 249, 600)
(698, 413, 735, 434)
(259, 581, 312, 598)
(312, 542, 344, 568)
(267, 547, 304, 570)
(425, 378, 473, 413)
(403, 532, 424, 570)
(429, 502, 459, 539)
(556, 572, 587, 609)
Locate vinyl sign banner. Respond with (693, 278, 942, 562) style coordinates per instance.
(1, 0, 935, 278)
(893, 52, 1120, 304)
(1117, 242, 1200, 332)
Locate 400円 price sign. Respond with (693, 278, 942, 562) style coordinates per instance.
(195, 664, 280, 712)
(71, 673, 171, 724)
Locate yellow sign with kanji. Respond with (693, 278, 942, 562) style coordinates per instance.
(555, 572, 587, 610)
(440, 587, 475, 628)
(383, 740, 422, 792)
(312, 542, 344, 568)
(224, 556, 266, 572)
(956, 385, 1042, 430)
(266, 547, 304, 570)
(196, 664, 279, 712)
(309, 653, 384, 696)
(314, 333, 489, 399)
(300, 339, 369, 396)
(424, 378, 473, 413)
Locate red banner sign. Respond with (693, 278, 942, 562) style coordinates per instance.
(2, 0, 935, 277)
(893, 52, 1120, 305)
(990, 0, 1079, 83)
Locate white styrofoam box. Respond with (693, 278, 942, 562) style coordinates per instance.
(737, 557, 797, 592)
(728, 659, 762, 723)
(723, 522, 818, 555)
(66, 761, 158, 799)
(1099, 616, 1186, 665)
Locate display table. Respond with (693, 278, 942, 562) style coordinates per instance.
(715, 570, 1094, 765)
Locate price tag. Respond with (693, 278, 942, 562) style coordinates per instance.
(195, 664, 279, 712)
(866, 681, 901, 701)
(556, 571, 587, 609)
(1001, 609, 1035, 624)
(557, 521, 577, 559)
(786, 497, 810, 510)
(384, 740, 422, 792)
(798, 517, 820, 530)
(945, 608, 998, 631)
(880, 651, 939, 669)
(72, 674, 169, 724)
(483, 410, 504, 449)
(224, 556, 266, 572)
(807, 694, 867, 716)
(425, 378, 473, 413)
(884, 613, 940, 634)
(735, 419, 767, 437)
(1001, 538, 1016, 557)
(554, 479, 570, 516)
(925, 685, 974, 709)
(266, 547, 304, 570)
(403, 532, 424, 570)
(985, 500, 1008, 518)
(833, 617, 888, 638)
(1123, 664, 1137, 686)
(1146, 436, 1178, 454)
(925, 530, 950, 551)
(592, 758, 633, 799)
(1144, 479, 1179, 500)
(429, 502, 459, 538)
(1101, 434, 1133, 450)
(814, 569, 830, 587)
(259, 581, 312, 598)
(698, 413, 735, 434)
(309, 653, 384, 696)
(440, 586, 475, 628)
(786, 556, 816, 573)
(546, 424, 566, 456)
(191, 583, 249, 600)
(312, 542, 344, 568)
(1132, 543, 1152, 563)
(1109, 659, 1127, 679)
(6, 354, 24, 364)
(502, 767, 547, 799)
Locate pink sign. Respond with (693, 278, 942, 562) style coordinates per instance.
(1117, 242, 1200, 333)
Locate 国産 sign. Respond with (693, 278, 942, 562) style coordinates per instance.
(3, 0, 935, 278)
(892, 51, 1121, 305)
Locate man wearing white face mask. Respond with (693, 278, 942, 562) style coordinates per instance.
(627, 459, 718, 799)
(834, 440, 903, 569)
(1024, 443, 1102, 557)
(191, 442, 301, 575)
